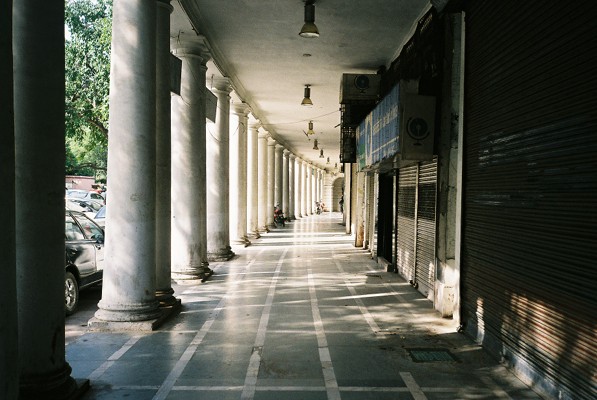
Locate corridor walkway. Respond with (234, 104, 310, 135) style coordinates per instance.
(67, 213, 541, 400)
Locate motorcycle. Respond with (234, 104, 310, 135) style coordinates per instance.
(315, 201, 324, 215)
(274, 205, 285, 227)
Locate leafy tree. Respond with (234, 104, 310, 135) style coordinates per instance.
(64, 0, 112, 178)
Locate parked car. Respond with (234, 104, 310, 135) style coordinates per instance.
(94, 205, 106, 228)
(65, 210, 105, 315)
(66, 198, 104, 220)
(66, 189, 106, 205)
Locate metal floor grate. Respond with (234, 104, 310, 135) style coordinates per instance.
(407, 348, 458, 362)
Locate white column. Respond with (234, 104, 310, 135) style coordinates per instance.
(267, 138, 276, 226)
(282, 150, 290, 218)
(248, 120, 261, 237)
(258, 131, 269, 232)
(300, 160, 307, 217)
(231, 103, 251, 246)
(95, 0, 161, 323)
(155, 0, 176, 306)
(207, 78, 234, 261)
(295, 159, 303, 218)
(14, 0, 80, 396)
(275, 145, 284, 209)
(169, 36, 212, 281)
(288, 154, 296, 219)
(313, 168, 321, 206)
(306, 164, 312, 215)
(314, 168, 319, 207)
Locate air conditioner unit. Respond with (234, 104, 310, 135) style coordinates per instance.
(339, 74, 380, 104)
(399, 94, 436, 161)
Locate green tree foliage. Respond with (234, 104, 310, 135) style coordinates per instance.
(65, 0, 112, 179)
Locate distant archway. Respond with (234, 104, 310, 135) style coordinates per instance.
(331, 177, 344, 212)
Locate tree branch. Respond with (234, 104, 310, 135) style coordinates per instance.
(75, 162, 107, 172)
(87, 118, 109, 139)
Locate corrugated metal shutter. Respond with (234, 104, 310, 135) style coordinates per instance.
(415, 159, 437, 298)
(397, 165, 417, 281)
(462, 1, 597, 399)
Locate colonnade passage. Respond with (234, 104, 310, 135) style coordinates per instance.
(66, 213, 540, 400)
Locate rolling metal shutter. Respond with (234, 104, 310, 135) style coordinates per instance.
(396, 165, 417, 281)
(415, 159, 437, 298)
(462, 1, 597, 399)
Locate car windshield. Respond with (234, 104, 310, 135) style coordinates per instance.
(95, 206, 106, 218)
(83, 201, 103, 212)
(66, 200, 86, 212)
(67, 190, 87, 199)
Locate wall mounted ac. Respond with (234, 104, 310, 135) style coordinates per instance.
(399, 94, 436, 161)
(339, 74, 381, 104)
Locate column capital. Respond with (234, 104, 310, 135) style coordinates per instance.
(275, 145, 284, 154)
(233, 102, 252, 117)
(289, 153, 296, 161)
(157, 0, 173, 12)
(283, 149, 291, 157)
(267, 136, 277, 146)
(211, 77, 233, 94)
(171, 33, 211, 63)
(250, 118, 262, 131)
(258, 129, 269, 139)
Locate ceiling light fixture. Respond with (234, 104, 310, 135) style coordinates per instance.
(306, 121, 315, 135)
(299, 0, 319, 38)
(319, 149, 324, 158)
(313, 139, 319, 150)
(301, 85, 313, 106)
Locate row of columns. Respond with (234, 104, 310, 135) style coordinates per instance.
(1, 0, 328, 396)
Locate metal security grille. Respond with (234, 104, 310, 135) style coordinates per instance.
(396, 161, 438, 296)
(415, 159, 437, 298)
(396, 165, 417, 281)
(462, 1, 597, 399)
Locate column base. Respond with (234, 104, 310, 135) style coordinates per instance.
(234, 235, 252, 247)
(207, 246, 235, 262)
(19, 365, 88, 400)
(262, 225, 270, 233)
(172, 262, 212, 282)
(156, 287, 177, 307)
(252, 230, 261, 239)
(88, 302, 180, 332)
(92, 300, 162, 325)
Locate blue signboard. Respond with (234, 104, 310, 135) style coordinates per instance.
(356, 84, 400, 171)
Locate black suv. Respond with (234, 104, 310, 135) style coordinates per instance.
(65, 210, 104, 315)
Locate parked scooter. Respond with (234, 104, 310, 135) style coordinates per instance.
(274, 205, 285, 227)
(315, 200, 325, 214)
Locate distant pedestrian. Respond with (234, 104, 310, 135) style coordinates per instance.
(339, 195, 344, 213)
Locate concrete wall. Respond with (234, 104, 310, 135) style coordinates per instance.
(65, 175, 96, 191)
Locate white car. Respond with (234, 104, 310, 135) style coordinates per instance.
(66, 199, 104, 220)
(66, 189, 106, 204)
(93, 205, 106, 229)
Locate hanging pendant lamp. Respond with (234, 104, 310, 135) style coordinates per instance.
(301, 85, 313, 106)
(299, 0, 319, 38)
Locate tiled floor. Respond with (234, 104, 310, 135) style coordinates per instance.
(67, 213, 542, 400)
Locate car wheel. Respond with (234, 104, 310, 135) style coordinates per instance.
(65, 271, 79, 316)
